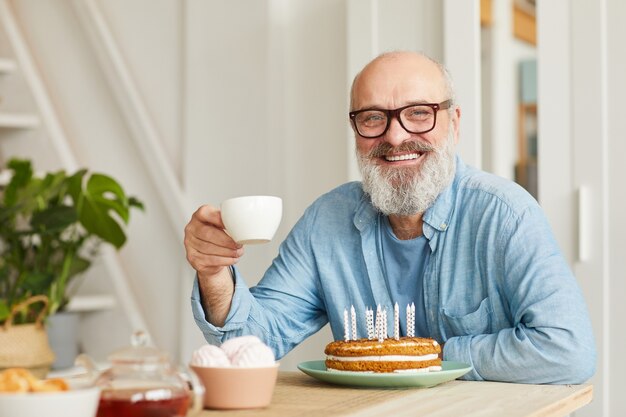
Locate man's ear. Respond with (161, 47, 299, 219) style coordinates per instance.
(451, 106, 461, 144)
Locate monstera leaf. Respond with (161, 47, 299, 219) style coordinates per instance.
(31, 206, 78, 233)
(79, 174, 131, 248)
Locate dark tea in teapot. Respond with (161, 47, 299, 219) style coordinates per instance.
(97, 388, 189, 417)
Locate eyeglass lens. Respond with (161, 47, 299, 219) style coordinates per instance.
(354, 105, 436, 137)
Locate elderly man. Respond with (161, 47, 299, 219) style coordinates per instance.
(184, 51, 596, 384)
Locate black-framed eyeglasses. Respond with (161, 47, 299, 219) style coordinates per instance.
(349, 100, 452, 139)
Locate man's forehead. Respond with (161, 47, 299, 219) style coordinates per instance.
(352, 53, 446, 106)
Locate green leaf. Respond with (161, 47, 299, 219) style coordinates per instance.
(69, 255, 91, 277)
(76, 173, 134, 248)
(86, 174, 130, 223)
(0, 300, 9, 323)
(31, 205, 78, 232)
(128, 196, 145, 211)
(4, 159, 33, 206)
(40, 171, 67, 195)
(0, 205, 16, 225)
(79, 196, 127, 248)
(66, 169, 88, 204)
(21, 271, 55, 293)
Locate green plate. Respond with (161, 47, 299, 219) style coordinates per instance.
(297, 360, 472, 388)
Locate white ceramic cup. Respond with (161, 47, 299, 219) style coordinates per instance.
(220, 196, 282, 245)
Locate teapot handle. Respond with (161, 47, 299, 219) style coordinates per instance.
(179, 365, 205, 415)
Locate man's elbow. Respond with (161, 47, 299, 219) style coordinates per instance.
(568, 353, 596, 384)
(553, 344, 596, 384)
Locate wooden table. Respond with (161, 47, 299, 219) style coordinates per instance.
(198, 372, 593, 417)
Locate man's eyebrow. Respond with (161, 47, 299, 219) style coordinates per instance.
(352, 100, 436, 111)
(405, 99, 436, 105)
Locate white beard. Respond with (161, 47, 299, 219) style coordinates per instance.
(357, 130, 456, 216)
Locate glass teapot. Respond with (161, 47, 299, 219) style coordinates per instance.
(77, 331, 204, 417)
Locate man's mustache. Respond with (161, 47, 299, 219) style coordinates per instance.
(368, 141, 435, 158)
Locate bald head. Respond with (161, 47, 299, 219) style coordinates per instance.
(350, 51, 455, 111)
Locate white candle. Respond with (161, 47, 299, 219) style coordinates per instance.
(406, 303, 415, 337)
(394, 302, 400, 340)
(376, 304, 382, 342)
(382, 308, 388, 340)
(350, 305, 357, 341)
(344, 308, 349, 341)
(366, 308, 374, 339)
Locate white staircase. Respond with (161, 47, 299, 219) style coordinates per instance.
(0, 55, 39, 129)
(0, 0, 150, 341)
(0, 0, 206, 364)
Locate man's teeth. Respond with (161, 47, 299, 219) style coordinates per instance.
(385, 153, 419, 162)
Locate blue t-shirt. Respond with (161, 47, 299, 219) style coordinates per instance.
(378, 215, 430, 337)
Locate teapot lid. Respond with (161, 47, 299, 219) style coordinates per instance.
(108, 330, 169, 365)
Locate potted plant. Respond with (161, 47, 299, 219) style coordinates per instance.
(0, 158, 143, 371)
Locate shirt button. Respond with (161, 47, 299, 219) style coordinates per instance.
(440, 223, 447, 230)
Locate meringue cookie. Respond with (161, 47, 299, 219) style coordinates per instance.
(221, 336, 276, 367)
(229, 342, 275, 367)
(191, 336, 276, 369)
(220, 336, 264, 358)
(191, 344, 231, 367)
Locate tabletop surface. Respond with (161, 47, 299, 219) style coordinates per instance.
(198, 371, 593, 417)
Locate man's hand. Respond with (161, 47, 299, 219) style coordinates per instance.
(184, 205, 244, 278)
(184, 204, 244, 325)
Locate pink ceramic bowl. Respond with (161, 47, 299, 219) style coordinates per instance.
(190, 363, 279, 410)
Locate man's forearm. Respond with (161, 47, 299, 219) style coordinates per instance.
(197, 268, 235, 327)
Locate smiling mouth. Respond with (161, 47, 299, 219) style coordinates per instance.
(384, 152, 423, 162)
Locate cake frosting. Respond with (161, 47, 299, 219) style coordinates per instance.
(324, 336, 442, 373)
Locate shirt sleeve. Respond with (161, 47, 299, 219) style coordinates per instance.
(190, 267, 255, 345)
(190, 206, 329, 359)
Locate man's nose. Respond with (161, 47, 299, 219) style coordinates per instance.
(384, 116, 411, 146)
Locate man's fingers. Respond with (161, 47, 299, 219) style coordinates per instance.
(190, 204, 241, 248)
(187, 233, 244, 258)
(185, 246, 240, 275)
(183, 204, 246, 276)
(194, 204, 225, 229)
(185, 207, 241, 250)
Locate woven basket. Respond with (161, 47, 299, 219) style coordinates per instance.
(0, 295, 56, 378)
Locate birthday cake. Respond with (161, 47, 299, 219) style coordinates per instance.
(325, 303, 442, 373)
(324, 336, 441, 373)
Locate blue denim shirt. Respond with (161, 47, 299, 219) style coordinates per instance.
(192, 156, 596, 384)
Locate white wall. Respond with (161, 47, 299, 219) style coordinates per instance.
(606, 2, 626, 415)
(539, 0, 626, 415)
(183, 0, 351, 369)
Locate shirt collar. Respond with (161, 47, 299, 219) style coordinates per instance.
(354, 192, 378, 232)
(422, 155, 463, 233)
